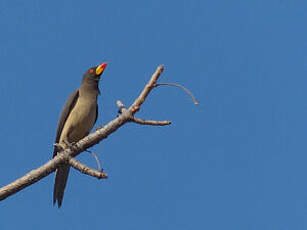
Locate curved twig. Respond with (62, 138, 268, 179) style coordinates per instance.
(85, 150, 103, 172)
(154, 82, 199, 105)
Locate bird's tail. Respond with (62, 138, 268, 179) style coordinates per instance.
(53, 165, 70, 208)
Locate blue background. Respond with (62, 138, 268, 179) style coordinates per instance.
(1, 0, 307, 229)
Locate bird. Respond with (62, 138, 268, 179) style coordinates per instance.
(53, 62, 107, 208)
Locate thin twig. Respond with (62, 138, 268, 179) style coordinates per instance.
(69, 157, 107, 179)
(154, 82, 199, 105)
(85, 150, 102, 172)
(132, 117, 171, 126)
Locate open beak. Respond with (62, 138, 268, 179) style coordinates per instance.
(96, 62, 108, 76)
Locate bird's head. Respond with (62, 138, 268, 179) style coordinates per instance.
(82, 62, 108, 83)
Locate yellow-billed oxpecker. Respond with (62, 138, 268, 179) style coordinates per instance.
(53, 62, 107, 207)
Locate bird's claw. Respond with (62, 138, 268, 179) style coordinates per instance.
(64, 140, 75, 149)
(53, 143, 64, 152)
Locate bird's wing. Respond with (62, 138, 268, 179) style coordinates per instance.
(94, 103, 98, 124)
(53, 90, 79, 157)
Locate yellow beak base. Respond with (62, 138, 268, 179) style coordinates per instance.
(96, 62, 107, 75)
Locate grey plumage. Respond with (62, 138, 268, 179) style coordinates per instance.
(53, 63, 107, 207)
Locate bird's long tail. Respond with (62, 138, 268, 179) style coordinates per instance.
(53, 165, 70, 208)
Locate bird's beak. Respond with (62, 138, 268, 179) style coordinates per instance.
(96, 62, 108, 76)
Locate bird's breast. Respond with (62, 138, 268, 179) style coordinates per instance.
(60, 96, 97, 145)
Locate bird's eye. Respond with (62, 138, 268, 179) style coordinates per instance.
(89, 69, 94, 73)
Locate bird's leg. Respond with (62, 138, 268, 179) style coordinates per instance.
(53, 143, 64, 152)
(63, 140, 76, 149)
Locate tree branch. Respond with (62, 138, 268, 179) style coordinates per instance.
(129, 65, 164, 113)
(69, 157, 107, 179)
(0, 65, 170, 201)
(132, 117, 171, 126)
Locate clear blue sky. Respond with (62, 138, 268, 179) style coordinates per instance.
(1, 0, 307, 229)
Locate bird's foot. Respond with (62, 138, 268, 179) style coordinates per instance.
(53, 143, 64, 152)
(63, 140, 76, 149)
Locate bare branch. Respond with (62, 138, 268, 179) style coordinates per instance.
(132, 117, 171, 126)
(129, 65, 164, 113)
(69, 157, 107, 179)
(118, 101, 171, 126)
(155, 82, 199, 105)
(0, 153, 69, 201)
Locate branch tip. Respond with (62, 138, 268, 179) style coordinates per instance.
(116, 100, 125, 108)
(132, 117, 171, 126)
